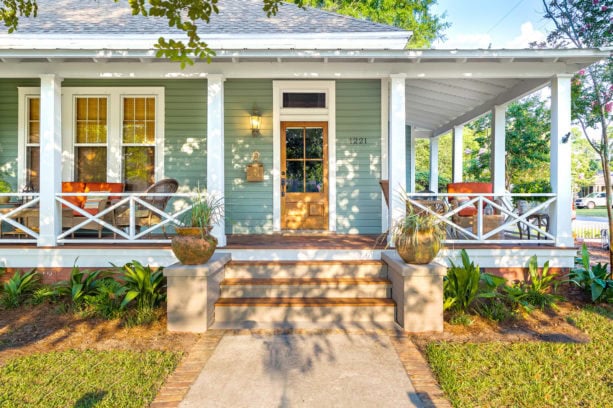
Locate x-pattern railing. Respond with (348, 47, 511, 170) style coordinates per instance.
(0, 194, 41, 243)
(55, 192, 194, 244)
(407, 193, 557, 244)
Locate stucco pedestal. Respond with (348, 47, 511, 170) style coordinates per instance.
(382, 251, 447, 333)
(163, 253, 231, 332)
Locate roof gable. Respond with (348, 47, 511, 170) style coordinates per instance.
(16, 0, 407, 35)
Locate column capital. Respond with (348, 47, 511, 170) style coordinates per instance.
(389, 73, 407, 79)
(552, 73, 574, 80)
(206, 74, 225, 81)
(39, 74, 63, 83)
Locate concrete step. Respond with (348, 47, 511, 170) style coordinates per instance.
(224, 260, 387, 279)
(214, 297, 396, 324)
(220, 277, 391, 298)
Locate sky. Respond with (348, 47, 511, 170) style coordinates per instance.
(431, 0, 553, 49)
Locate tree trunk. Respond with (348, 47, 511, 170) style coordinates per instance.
(601, 128, 613, 267)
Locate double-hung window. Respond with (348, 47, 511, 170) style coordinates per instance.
(18, 87, 164, 191)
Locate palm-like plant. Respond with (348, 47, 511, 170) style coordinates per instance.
(1, 269, 40, 308)
(56, 263, 110, 305)
(119, 261, 166, 311)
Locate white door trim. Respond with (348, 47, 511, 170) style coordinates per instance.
(272, 80, 336, 232)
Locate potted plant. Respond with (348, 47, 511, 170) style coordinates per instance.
(391, 203, 446, 264)
(0, 179, 12, 204)
(171, 191, 223, 265)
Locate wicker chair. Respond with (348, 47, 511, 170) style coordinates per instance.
(114, 178, 179, 238)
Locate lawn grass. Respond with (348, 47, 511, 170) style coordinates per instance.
(576, 208, 608, 218)
(0, 350, 181, 407)
(426, 306, 613, 408)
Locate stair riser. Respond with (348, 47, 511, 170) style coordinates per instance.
(220, 285, 390, 298)
(224, 264, 388, 279)
(215, 305, 396, 323)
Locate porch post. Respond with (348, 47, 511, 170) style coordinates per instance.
(491, 105, 506, 196)
(388, 74, 407, 244)
(38, 74, 62, 247)
(550, 75, 573, 247)
(207, 74, 226, 247)
(407, 125, 416, 193)
(429, 137, 439, 192)
(452, 125, 463, 182)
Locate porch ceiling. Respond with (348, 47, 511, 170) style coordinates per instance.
(406, 77, 549, 137)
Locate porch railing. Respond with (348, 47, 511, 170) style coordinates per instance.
(405, 193, 558, 245)
(0, 193, 41, 243)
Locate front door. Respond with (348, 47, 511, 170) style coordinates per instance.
(281, 122, 328, 230)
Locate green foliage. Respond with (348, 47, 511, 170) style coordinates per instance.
(443, 249, 498, 313)
(511, 180, 552, 203)
(568, 244, 613, 302)
(56, 264, 110, 305)
(0, 350, 181, 407)
(519, 255, 563, 310)
(118, 261, 166, 312)
(184, 190, 224, 232)
(1, 269, 40, 308)
(83, 279, 127, 319)
(292, 0, 449, 47)
(464, 96, 551, 189)
(123, 307, 164, 328)
(29, 285, 63, 305)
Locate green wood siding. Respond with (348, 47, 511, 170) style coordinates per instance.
(335, 80, 382, 234)
(62, 79, 207, 189)
(0, 79, 39, 189)
(224, 79, 273, 234)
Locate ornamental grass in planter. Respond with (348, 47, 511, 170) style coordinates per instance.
(171, 191, 223, 265)
(391, 203, 446, 265)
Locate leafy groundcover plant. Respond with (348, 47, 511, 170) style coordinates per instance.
(568, 244, 613, 303)
(0, 269, 40, 308)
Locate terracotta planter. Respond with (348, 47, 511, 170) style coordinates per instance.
(394, 229, 441, 265)
(171, 227, 218, 265)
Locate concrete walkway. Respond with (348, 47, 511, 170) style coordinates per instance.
(179, 332, 424, 408)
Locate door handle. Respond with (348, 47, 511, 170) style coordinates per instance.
(281, 178, 286, 197)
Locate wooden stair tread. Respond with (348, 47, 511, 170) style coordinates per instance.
(216, 297, 395, 307)
(221, 277, 391, 286)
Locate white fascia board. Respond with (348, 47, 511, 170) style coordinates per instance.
(0, 31, 411, 51)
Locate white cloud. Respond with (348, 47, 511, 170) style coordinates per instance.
(504, 22, 546, 48)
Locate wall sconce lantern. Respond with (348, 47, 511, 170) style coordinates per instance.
(250, 106, 262, 137)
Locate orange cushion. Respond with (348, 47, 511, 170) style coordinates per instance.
(447, 182, 493, 207)
(61, 182, 86, 208)
(458, 206, 478, 217)
(84, 182, 124, 200)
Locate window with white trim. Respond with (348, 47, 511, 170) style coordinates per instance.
(17, 87, 165, 191)
(25, 96, 40, 190)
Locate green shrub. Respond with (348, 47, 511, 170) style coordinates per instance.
(520, 255, 563, 310)
(29, 285, 63, 305)
(118, 261, 166, 312)
(568, 244, 613, 303)
(123, 307, 163, 327)
(83, 279, 126, 319)
(1, 269, 40, 308)
(444, 249, 500, 313)
(56, 263, 111, 306)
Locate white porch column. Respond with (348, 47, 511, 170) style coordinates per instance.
(38, 74, 62, 247)
(388, 74, 407, 242)
(429, 137, 439, 192)
(407, 125, 416, 193)
(452, 125, 463, 182)
(550, 75, 573, 247)
(491, 105, 506, 196)
(206, 75, 226, 247)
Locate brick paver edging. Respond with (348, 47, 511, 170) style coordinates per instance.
(150, 331, 225, 408)
(389, 334, 452, 408)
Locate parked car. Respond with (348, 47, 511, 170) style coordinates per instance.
(575, 192, 607, 209)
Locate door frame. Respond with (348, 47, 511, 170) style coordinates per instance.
(272, 80, 336, 232)
(280, 121, 329, 230)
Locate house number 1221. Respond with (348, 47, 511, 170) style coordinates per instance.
(349, 137, 368, 145)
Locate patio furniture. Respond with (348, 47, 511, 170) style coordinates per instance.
(114, 178, 179, 238)
(446, 182, 494, 229)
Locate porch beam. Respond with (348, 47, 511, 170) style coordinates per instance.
(550, 75, 573, 247)
(38, 74, 63, 247)
(388, 74, 407, 244)
(491, 105, 506, 196)
(452, 125, 463, 182)
(0, 62, 588, 80)
(429, 136, 439, 193)
(206, 74, 227, 247)
(432, 78, 547, 137)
